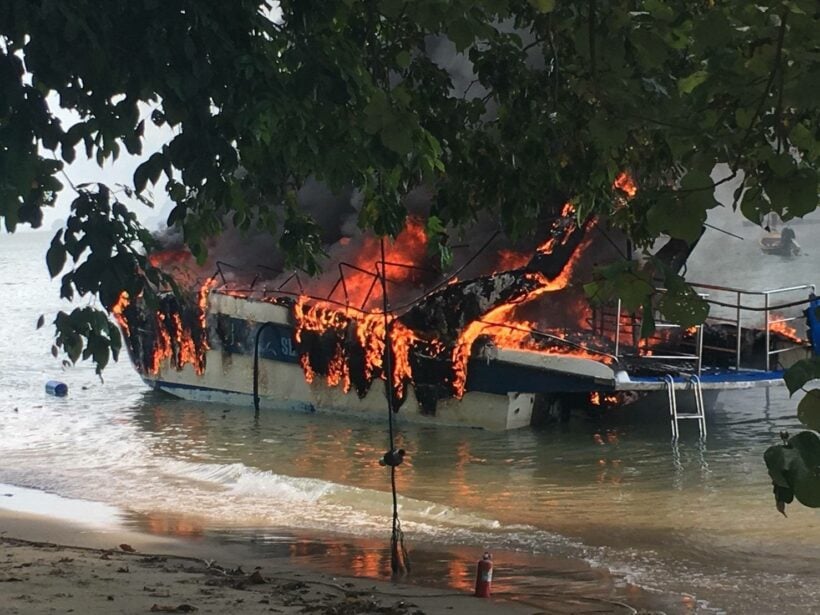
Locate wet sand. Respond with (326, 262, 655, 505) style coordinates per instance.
(0, 509, 578, 615)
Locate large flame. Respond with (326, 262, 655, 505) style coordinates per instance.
(451, 233, 594, 398)
(326, 217, 429, 310)
(111, 278, 214, 376)
(116, 202, 619, 409)
(293, 297, 444, 399)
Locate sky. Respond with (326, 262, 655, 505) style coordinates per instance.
(38, 98, 176, 233)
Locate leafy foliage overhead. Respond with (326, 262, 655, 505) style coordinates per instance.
(1, 2, 818, 371)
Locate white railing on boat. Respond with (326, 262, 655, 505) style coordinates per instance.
(601, 283, 815, 373)
(690, 282, 815, 371)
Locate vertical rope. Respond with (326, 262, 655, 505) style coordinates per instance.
(380, 237, 409, 575)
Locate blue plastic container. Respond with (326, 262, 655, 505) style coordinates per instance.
(45, 380, 68, 397)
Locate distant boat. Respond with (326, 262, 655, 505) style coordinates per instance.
(760, 227, 800, 256)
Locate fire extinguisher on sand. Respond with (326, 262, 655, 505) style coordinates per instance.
(474, 551, 493, 598)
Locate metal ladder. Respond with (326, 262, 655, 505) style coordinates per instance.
(665, 374, 707, 440)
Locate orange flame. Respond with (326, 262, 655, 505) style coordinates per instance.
(451, 213, 595, 398)
(328, 217, 429, 310)
(769, 316, 803, 344)
(613, 172, 637, 198)
(111, 291, 130, 337)
(294, 296, 442, 398)
(141, 280, 214, 376)
(148, 248, 193, 269)
(494, 250, 530, 272)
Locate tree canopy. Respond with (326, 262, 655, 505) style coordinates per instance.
(2, 2, 819, 487)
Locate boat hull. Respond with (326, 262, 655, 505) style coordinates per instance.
(142, 351, 538, 430)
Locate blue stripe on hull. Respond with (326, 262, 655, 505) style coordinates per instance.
(467, 361, 612, 394)
(143, 378, 317, 413)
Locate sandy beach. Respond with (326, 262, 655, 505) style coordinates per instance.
(1, 509, 557, 615)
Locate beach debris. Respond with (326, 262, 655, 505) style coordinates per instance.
(150, 605, 198, 613)
(116, 566, 129, 573)
(45, 380, 68, 397)
(149, 590, 172, 598)
(119, 543, 136, 553)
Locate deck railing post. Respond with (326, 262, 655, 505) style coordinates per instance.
(764, 293, 770, 372)
(735, 291, 742, 370)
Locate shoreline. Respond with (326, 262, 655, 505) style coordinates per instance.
(0, 482, 665, 614)
(1, 508, 539, 615)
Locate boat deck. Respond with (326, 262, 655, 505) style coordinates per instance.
(616, 368, 784, 391)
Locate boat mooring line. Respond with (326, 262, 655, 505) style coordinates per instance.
(704, 222, 744, 240)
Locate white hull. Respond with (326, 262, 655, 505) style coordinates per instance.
(144, 352, 536, 430)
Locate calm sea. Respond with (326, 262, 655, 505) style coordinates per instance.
(1, 224, 819, 614)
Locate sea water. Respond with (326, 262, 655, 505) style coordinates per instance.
(1, 224, 819, 614)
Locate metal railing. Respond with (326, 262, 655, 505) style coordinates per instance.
(689, 283, 815, 371)
(601, 283, 815, 373)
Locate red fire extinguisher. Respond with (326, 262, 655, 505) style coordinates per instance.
(474, 551, 493, 598)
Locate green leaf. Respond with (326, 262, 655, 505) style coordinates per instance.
(381, 121, 414, 156)
(448, 18, 476, 52)
(677, 70, 708, 95)
(680, 170, 713, 192)
(789, 122, 819, 157)
(764, 431, 820, 508)
(426, 215, 446, 235)
(786, 169, 818, 218)
(46, 234, 67, 278)
(527, 0, 555, 13)
(395, 50, 411, 69)
(735, 107, 755, 130)
(740, 185, 767, 224)
(783, 358, 820, 395)
(797, 390, 820, 431)
(647, 192, 709, 243)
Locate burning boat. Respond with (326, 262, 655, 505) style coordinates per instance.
(112, 199, 819, 432)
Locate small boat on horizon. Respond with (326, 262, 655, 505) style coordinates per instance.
(760, 226, 801, 256)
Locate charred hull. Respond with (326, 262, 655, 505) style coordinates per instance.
(118, 290, 625, 430)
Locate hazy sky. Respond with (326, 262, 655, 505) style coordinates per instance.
(40, 98, 176, 232)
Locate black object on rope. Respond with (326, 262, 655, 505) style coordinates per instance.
(379, 237, 410, 576)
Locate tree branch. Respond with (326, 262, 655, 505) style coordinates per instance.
(588, 0, 597, 80)
(731, 9, 789, 169)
